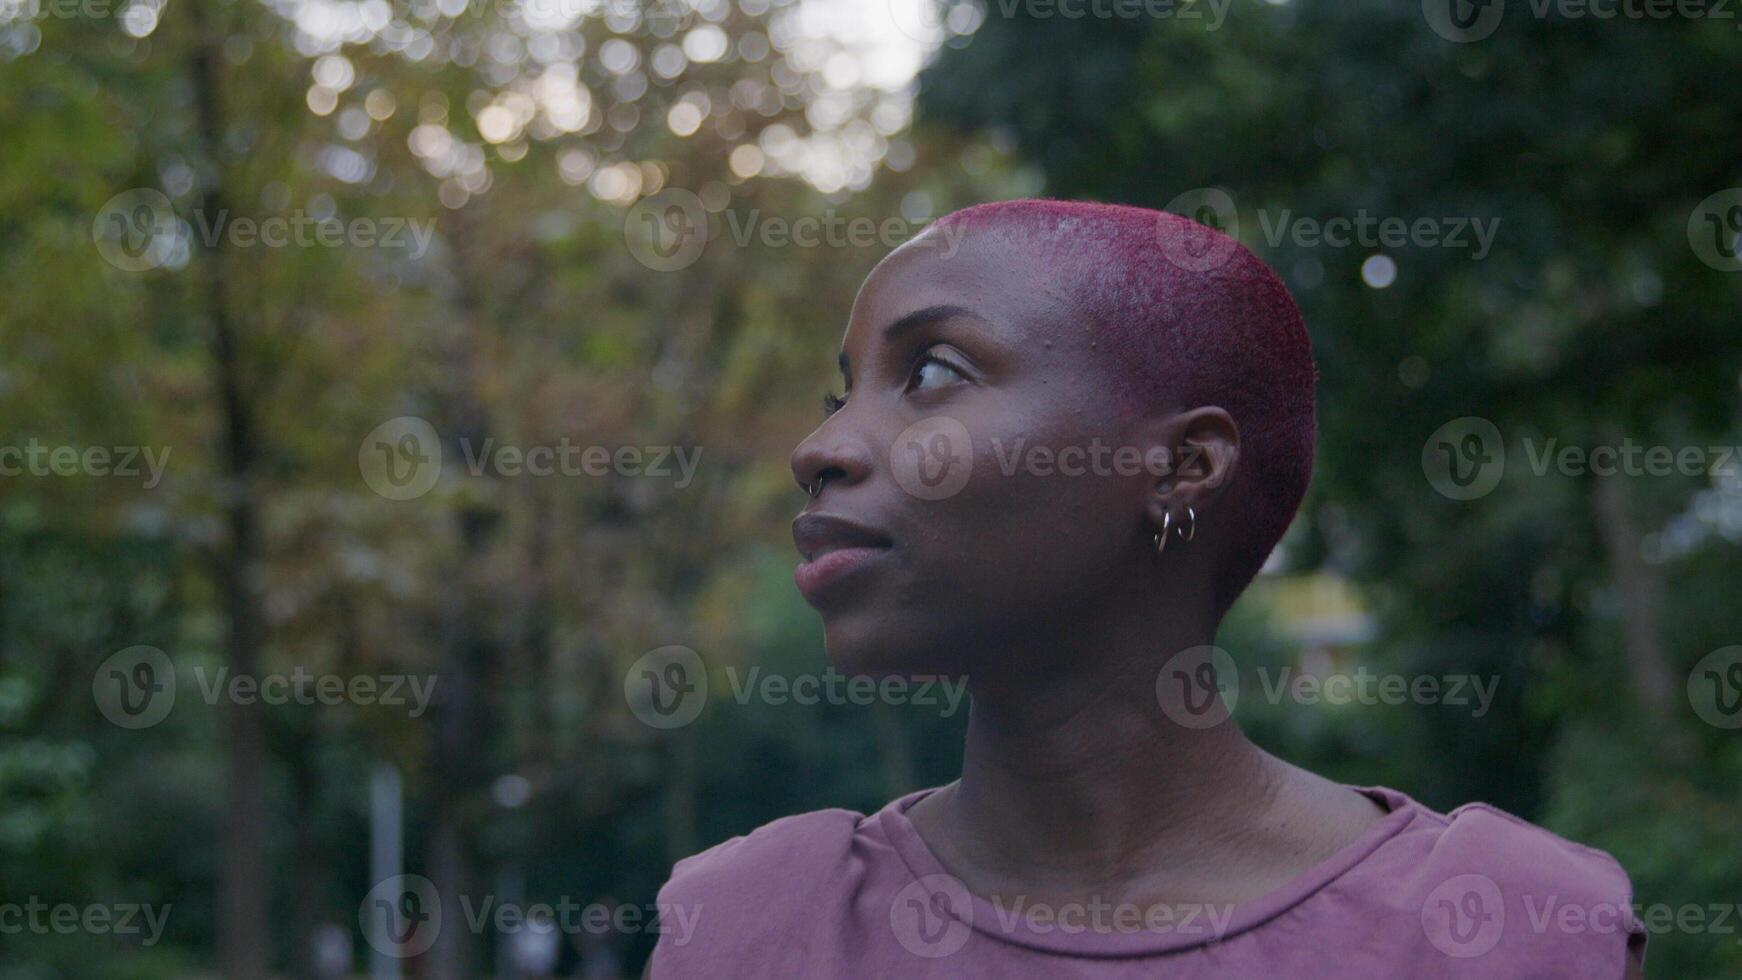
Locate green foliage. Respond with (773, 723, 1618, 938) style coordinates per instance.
(922, 3, 1742, 973)
(3, 0, 1738, 974)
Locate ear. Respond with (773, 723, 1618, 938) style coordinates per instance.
(1142, 406, 1240, 540)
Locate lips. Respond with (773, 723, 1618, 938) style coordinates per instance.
(792, 512, 893, 600)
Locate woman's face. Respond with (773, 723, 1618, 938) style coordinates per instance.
(789, 231, 1170, 678)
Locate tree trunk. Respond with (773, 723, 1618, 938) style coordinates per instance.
(662, 735, 698, 866)
(1587, 466, 1676, 718)
(287, 718, 322, 979)
(187, 1, 271, 974)
(423, 210, 501, 978)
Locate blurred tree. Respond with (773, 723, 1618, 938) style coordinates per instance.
(919, 2, 1742, 973)
(2, 0, 991, 975)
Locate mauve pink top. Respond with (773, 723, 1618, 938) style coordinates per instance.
(650, 785, 1646, 978)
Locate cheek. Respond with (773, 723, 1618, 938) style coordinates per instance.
(900, 410, 1143, 609)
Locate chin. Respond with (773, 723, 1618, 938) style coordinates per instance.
(819, 612, 965, 680)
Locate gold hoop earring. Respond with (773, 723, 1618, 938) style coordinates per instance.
(1154, 511, 1172, 555)
(1176, 506, 1197, 542)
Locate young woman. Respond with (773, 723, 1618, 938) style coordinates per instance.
(648, 200, 1647, 977)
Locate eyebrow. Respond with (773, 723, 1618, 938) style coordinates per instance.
(837, 304, 986, 381)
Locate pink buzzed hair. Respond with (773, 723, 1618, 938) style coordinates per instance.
(929, 199, 1317, 616)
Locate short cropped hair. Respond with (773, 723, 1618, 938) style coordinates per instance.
(929, 199, 1317, 616)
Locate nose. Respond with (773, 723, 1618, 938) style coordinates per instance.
(791, 412, 875, 500)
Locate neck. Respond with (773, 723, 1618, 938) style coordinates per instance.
(949, 644, 1279, 889)
(917, 584, 1376, 905)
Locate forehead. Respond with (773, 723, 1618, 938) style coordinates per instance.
(842, 227, 1075, 352)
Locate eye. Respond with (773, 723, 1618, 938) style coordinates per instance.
(910, 352, 966, 391)
(822, 390, 846, 417)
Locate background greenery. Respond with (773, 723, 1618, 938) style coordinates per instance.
(1, 0, 1739, 975)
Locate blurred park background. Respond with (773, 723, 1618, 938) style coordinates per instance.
(2, 0, 1741, 975)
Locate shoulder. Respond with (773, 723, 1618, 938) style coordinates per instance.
(648, 806, 872, 975)
(1382, 794, 1647, 974)
(658, 806, 867, 907)
(1419, 798, 1637, 906)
